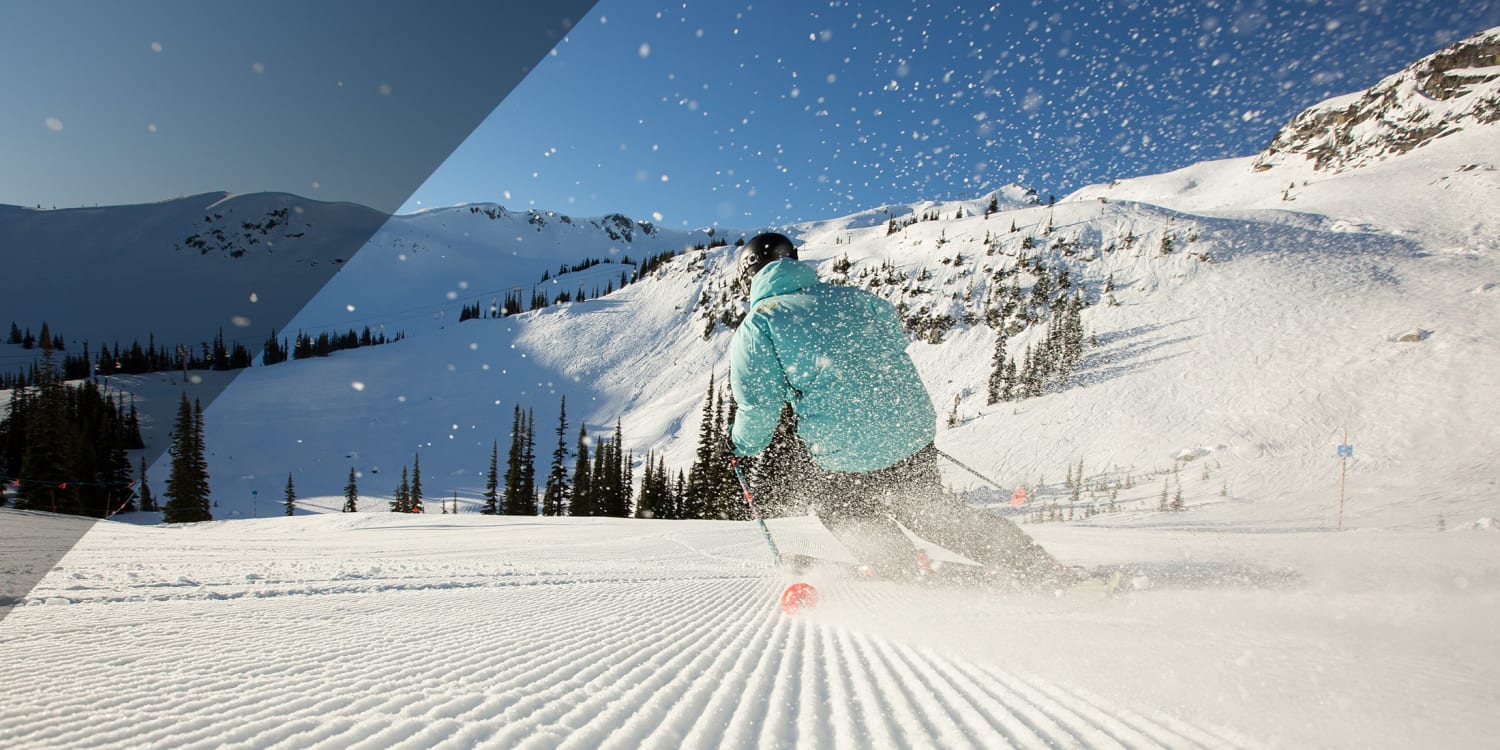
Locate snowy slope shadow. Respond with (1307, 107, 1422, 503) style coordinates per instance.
(1074, 321, 1196, 389)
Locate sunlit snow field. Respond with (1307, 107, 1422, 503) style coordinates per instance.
(1, 511, 1497, 748)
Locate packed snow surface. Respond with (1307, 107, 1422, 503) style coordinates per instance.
(2, 511, 1497, 749)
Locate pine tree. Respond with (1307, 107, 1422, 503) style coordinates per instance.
(410, 452, 424, 513)
(391, 466, 411, 512)
(634, 452, 654, 519)
(522, 409, 538, 514)
(502, 406, 523, 514)
(605, 418, 632, 517)
(163, 393, 211, 523)
(986, 328, 1008, 405)
(284, 472, 297, 516)
(343, 467, 359, 513)
(686, 374, 719, 519)
(193, 399, 211, 516)
(1171, 479, 1184, 512)
(542, 397, 571, 516)
(672, 470, 688, 520)
(571, 425, 594, 516)
(590, 430, 610, 517)
(137, 456, 155, 512)
(482, 441, 500, 514)
(13, 344, 77, 514)
(1158, 480, 1169, 512)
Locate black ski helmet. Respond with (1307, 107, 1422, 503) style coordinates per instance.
(737, 232, 798, 284)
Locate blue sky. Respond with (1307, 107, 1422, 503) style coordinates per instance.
(4, 1, 1497, 229)
(403, 0, 1500, 229)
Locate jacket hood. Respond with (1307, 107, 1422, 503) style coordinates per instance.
(748, 258, 818, 307)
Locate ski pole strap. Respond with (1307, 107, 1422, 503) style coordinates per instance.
(934, 447, 1008, 491)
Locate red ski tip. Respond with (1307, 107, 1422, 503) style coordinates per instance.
(780, 582, 819, 615)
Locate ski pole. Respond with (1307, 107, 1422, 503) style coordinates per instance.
(728, 454, 783, 565)
(934, 447, 1008, 490)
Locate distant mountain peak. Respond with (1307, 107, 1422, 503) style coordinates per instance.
(1254, 26, 1500, 173)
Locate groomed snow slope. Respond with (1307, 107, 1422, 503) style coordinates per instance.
(2, 512, 1497, 749)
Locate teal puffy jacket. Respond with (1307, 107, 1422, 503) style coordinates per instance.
(729, 258, 936, 473)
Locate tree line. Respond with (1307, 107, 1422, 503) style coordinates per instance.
(0, 343, 146, 517)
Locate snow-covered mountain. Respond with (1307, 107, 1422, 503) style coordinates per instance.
(0, 192, 384, 352)
(11, 28, 1500, 535)
(1253, 26, 1500, 174)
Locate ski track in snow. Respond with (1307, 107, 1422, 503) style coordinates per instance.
(0, 516, 1267, 750)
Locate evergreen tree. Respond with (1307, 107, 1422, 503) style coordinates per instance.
(284, 472, 296, 516)
(410, 452, 424, 513)
(192, 399, 210, 516)
(542, 397, 571, 516)
(986, 328, 1009, 405)
(343, 467, 359, 513)
(672, 469, 688, 520)
(502, 406, 523, 514)
(137, 456, 155, 512)
(589, 430, 610, 517)
(1158, 480, 1170, 512)
(163, 393, 211, 523)
(481, 441, 499, 515)
(685, 374, 719, 519)
(605, 418, 632, 517)
(14, 344, 79, 514)
(634, 452, 654, 519)
(1171, 479, 1185, 512)
(570, 425, 594, 516)
(520, 409, 538, 514)
(391, 466, 411, 512)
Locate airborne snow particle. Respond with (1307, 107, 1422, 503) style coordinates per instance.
(638, 43, 651, 59)
(378, 83, 392, 96)
(351, 382, 366, 392)
(653, 211, 664, 221)
(147, 124, 157, 133)
(252, 62, 265, 74)
(231, 316, 252, 328)
(311, 181, 321, 190)
(249, 293, 259, 303)
(151, 41, 163, 53)
(44, 117, 63, 132)
(346, 304, 357, 312)
(468, 343, 479, 351)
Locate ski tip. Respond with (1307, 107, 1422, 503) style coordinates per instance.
(780, 581, 819, 615)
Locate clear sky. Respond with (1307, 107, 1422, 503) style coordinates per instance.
(4, 1, 1497, 229)
(0, 0, 590, 215)
(402, 0, 1500, 228)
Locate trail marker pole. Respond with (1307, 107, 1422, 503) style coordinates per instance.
(1336, 431, 1354, 530)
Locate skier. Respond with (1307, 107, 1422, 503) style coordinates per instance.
(727, 232, 1070, 587)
